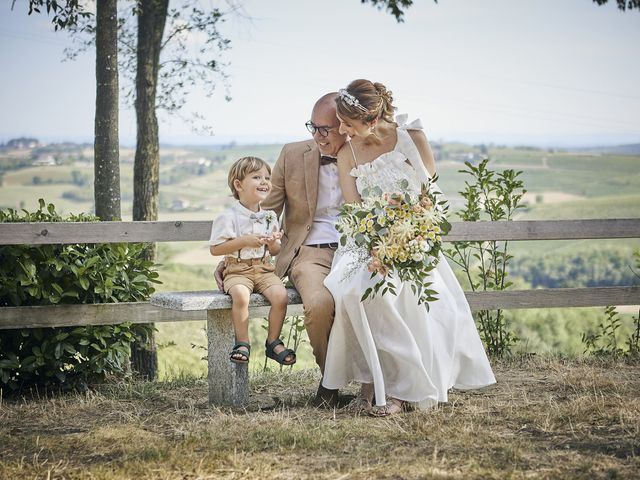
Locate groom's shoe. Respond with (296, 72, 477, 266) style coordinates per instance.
(312, 382, 339, 408)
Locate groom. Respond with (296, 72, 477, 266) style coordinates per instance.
(262, 92, 347, 406)
(216, 93, 347, 406)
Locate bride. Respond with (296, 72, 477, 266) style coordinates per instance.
(322, 79, 496, 417)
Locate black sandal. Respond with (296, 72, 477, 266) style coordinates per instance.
(230, 341, 251, 364)
(265, 338, 296, 366)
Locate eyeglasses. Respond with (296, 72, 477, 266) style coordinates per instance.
(305, 121, 337, 138)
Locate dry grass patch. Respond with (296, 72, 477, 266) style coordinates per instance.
(1, 356, 638, 479)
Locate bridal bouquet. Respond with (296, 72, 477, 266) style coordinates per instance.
(336, 177, 450, 305)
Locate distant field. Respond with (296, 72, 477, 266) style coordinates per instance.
(0, 184, 93, 214)
(2, 165, 79, 185)
(522, 193, 640, 220)
(2, 143, 638, 219)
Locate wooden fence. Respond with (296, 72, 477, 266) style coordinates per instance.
(0, 218, 639, 330)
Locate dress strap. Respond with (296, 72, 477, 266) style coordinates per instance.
(347, 140, 358, 168)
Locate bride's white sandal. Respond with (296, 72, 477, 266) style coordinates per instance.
(368, 396, 405, 417)
(346, 383, 374, 414)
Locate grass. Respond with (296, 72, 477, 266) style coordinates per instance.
(0, 356, 638, 479)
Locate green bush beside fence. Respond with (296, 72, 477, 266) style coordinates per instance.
(0, 200, 160, 392)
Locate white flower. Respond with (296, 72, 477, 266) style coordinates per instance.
(411, 252, 424, 262)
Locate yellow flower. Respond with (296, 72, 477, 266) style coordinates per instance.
(384, 207, 396, 219)
(366, 219, 375, 231)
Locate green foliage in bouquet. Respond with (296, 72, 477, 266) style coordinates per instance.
(444, 159, 526, 356)
(0, 200, 160, 392)
(336, 176, 450, 306)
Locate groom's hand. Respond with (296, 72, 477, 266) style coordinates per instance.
(214, 260, 225, 291)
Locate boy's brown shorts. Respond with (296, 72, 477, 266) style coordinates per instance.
(222, 258, 283, 295)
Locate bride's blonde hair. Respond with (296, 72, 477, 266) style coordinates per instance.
(336, 79, 395, 124)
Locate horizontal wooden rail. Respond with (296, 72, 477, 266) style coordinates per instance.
(0, 303, 206, 330)
(1, 286, 637, 330)
(0, 218, 639, 245)
(464, 286, 640, 310)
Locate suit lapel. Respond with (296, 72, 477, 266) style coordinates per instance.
(304, 146, 320, 219)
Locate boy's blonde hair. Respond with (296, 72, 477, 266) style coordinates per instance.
(227, 156, 271, 200)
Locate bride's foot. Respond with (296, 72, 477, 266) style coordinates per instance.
(369, 396, 405, 417)
(346, 383, 374, 414)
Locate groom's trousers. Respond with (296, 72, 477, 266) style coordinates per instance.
(289, 245, 336, 374)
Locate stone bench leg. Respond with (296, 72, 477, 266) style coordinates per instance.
(207, 309, 249, 406)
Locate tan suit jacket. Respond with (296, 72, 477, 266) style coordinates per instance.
(262, 139, 321, 278)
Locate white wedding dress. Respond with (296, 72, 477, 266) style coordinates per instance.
(322, 116, 496, 409)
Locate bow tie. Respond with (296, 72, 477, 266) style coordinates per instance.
(249, 211, 267, 223)
(320, 155, 337, 166)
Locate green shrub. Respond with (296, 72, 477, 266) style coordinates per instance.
(582, 250, 640, 359)
(444, 159, 527, 356)
(0, 200, 160, 392)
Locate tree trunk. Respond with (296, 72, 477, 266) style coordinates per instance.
(131, 0, 169, 380)
(94, 0, 120, 221)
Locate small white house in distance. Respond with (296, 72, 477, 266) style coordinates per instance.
(32, 155, 56, 166)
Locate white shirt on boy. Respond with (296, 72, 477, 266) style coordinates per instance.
(209, 201, 280, 260)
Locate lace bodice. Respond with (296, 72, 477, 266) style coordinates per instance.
(352, 150, 422, 197)
(348, 116, 429, 197)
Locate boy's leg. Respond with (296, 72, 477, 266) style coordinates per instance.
(227, 284, 252, 361)
(261, 283, 293, 363)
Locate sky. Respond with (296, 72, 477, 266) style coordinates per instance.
(1, 0, 639, 148)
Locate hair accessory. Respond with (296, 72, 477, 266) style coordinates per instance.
(338, 88, 368, 113)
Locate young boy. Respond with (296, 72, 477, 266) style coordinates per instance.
(209, 156, 295, 366)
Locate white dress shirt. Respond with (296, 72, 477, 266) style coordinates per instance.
(305, 162, 343, 245)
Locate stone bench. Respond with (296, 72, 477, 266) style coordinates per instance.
(150, 288, 304, 406)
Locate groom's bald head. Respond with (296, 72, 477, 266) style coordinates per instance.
(313, 93, 338, 115)
(310, 92, 346, 157)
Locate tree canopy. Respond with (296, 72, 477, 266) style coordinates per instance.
(361, 0, 640, 20)
(21, 0, 91, 30)
(592, 0, 640, 11)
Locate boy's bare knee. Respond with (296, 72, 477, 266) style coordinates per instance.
(228, 285, 251, 306)
(264, 285, 288, 307)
